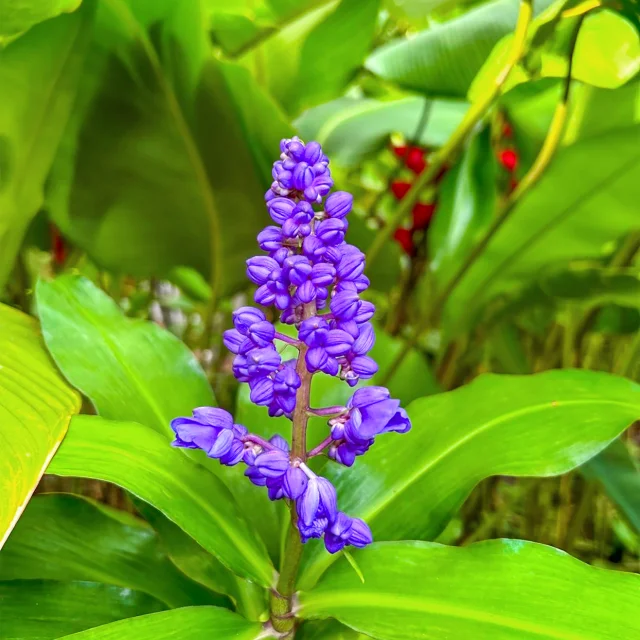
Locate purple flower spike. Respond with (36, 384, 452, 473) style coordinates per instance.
(171, 136, 413, 556)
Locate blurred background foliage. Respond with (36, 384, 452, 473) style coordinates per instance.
(1, 0, 639, 581)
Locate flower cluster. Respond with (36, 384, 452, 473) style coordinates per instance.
(171, 137, 411, 555)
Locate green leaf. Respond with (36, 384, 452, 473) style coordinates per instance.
(572, 11, 640, 90)
(47, 0, 290, 296)
(47, 415, 275, 587)
(299, 540, 640, 640)
(442, 126, 640, 333)
(582, 438, 640, 533)
(0, 493, 227, 608)
(0, 0, 83, 42)
(298, 619, 369, 639)
(296, 96, 468, 167)
(132, 499, 267, 620)
(298, 369, 640, 588)
(54, 607, 262, 640)
(0, 579, 165, 639)
(241, 0, 379, 115)
(365, 0, 553, 98)
(36, 275, 214, 438)
(428, 126, 498, 286)
(0, 304, 80, 549)
(0, 1, 94, 289)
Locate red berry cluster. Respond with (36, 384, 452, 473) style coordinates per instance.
(389, 145, 440, 256)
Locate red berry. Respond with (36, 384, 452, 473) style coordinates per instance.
(406, 146, 426, 174)
(394, 228, 415, 255)
(499, 149, 518, 172)
(412, 202, 436, 229)
(392, 145, 408, 159)
(51, 226, 66, 266)
(391, 181, 412, 200)
(502, 122, 513, 138)
(508, 177, 519, 194)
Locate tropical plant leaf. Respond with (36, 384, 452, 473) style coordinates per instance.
(132, 499, 267, 620)
(47, 0, 290, 298)
(0, 579, 165, 639)
(47, 415, 275, 587)
(0, 304, 80, 549)
(36, 275, 214, 438)
(582, 437, 640, 533)
(0, 0, 83, 42)
(442, 126, 640, 334)
(365, 0, 553, 98)
(241, 0, 379, 115)
(54, 607, 263, 640)
(0, 493, 228, 608)
(298, 370, 640, 588)
(295, 96, 468, 167)
(299, 540, 640, 639)
(0, 0, 94, 289)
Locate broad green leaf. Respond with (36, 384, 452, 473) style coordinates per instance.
(299, 540, 640, 640)
(298, 619, 369, 639)
(583, 438, 640, 533)
(47, 415, 275, 587)
(55, 607, 262, 640)
(572, 11, 640, 90)
(0, 1, 93, 289)
(298, 370, 640, 588)
(0, 0, 82, 42)
(0, 304, 80, 549)
(0, 579, 165, 639)
(295, 97, 468, 167)
(429, 126, 498, 286)
(242, 0, 379, 115)
(0, 494, 227, 608)
(132, 499, 266, 620)
(442, 126, 640, 333)
(36, 275, 214, 438)
(365, 0, 553, 98)
(47, 0, 290, 296)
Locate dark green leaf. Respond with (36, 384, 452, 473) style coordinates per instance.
(429, 126, 498, 287)
(299, 540, 640, 639)
(0, 579, 165, 639)
(442, 126, 640, 334)
(295, 96, 468, 167)
(36, 275, 214, 438)
(54, 607, 262, 640)
(0, 304, 80, 549)
(0, 1, 94, 288)
(582, 438, 640, 533)
(0, 493, 226, 608)
(47, 415, 275, 587)
(47, 0, 290, 295)
(365, 0, 553, 98)
(298, 370, 640, 587)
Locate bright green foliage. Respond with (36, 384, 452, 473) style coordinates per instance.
(299, 540, 640, 639)
(36, 275, 214, 438)
(0, 1, 94, 289)
(0, 0, 83, 42)
(0, 304, 80, 549)
(48, 415, 275, 587)
(0, 579, 165, 639)
(0, 494, 228, 608)
(54, 607, 263, 640)
(298, 370, 640, 587)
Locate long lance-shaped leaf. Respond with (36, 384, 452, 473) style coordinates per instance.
(298, 370, 640, 588)
(299, 540, 640, 640)
(47, 415, 275, 588)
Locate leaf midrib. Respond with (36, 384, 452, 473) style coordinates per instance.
(301, 591, 612, 640)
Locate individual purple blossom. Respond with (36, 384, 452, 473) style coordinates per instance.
(171, 137, 413, 556)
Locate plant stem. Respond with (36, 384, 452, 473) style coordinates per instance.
(365, 0, 534, 269)
(307, 435, 334, 458)
(270, 303, 315, 635)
